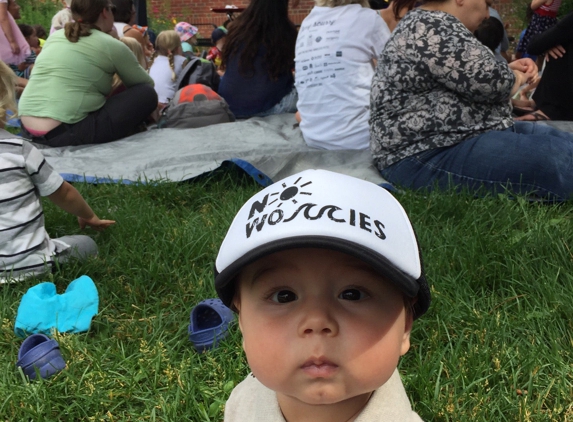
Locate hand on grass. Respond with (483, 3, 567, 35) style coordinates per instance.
(546, 45, 566, 61)
(78, 216, 116, 231)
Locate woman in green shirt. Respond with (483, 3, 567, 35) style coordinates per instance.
(19, 0, 156, 147)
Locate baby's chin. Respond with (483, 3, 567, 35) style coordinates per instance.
(276, 384, 373, 406)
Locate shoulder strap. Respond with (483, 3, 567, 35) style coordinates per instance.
(175, 57, 202, 90)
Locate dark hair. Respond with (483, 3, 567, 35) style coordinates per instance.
(474, 17, 504, 52)
(65, 0, 108, 43)
(112, 0, 134, 24)
(33, 24, 47, 39)
(17, 23, 33, 39)
(221, 0, 297, 80)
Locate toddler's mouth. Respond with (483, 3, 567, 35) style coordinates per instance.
(301, 357, 339, 378)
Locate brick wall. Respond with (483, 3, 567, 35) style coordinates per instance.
(148, 0, 314, 29)
(148, 0, 519, 39)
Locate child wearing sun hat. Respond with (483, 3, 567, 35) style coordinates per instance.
(214, 169, 429, 421)
(174, 21, 199, 56)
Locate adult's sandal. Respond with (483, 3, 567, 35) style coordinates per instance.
(16, 334, 66, 380)
(188, 299, 234, 352)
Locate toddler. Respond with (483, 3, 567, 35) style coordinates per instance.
(214, 169, 430, 421)
(50, 0, 72, 34)
(148, 30, 188, 106)
(174, 21, 199, 58)
(12, 23, 37, 78)
(0, 61, 115, 282)
(32, 24, 46, 48)
(206, 27, 226, 68)
(517, 0, 562, 59)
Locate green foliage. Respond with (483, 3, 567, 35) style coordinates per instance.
(1, 171, 572, 420)
(17, 0, 61, 31)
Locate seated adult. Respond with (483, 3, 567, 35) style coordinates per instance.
(370, 0, 573, 201)
(218, 0, 298, 118)
(18, 0, 156, 147)
(295, 0, 389, 150)
(518, 11, 573, 121)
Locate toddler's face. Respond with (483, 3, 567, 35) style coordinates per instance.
(234, 248, 413, 407)
(26, 29, 39, 48)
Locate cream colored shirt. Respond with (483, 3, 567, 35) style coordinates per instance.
(224, 369, 424, 421)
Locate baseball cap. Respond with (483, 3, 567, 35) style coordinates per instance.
(214, 169, 430, 319)
(211, 27, 227, 44)
(174, 22, 198, 42)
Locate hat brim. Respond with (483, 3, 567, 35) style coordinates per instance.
(214, 235, 430, 319)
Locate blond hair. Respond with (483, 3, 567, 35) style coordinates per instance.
(314, 0, 369, 6)
(0, 61, 17, 128)
(148, 30, 182, 82)
(112, 37, 147, 91)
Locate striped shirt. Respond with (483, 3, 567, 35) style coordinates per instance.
(0, 134, 63, 282)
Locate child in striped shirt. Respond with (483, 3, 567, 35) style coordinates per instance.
(0, 61, 115, 282)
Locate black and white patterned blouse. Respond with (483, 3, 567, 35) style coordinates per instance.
(369, 9, 515, 170)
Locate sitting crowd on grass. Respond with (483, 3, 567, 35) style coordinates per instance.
(1, 0, 573, 272)
(1, 0, 573, 419)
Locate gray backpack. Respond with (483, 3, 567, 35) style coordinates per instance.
(160, 84, 235, 129)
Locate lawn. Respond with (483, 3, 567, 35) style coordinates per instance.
(1, 169, 572, 421)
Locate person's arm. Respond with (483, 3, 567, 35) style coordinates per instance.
(109, 37, 154, 87)
(530, 0, 549, 11)
(528, 11, 573, 55)
(0, 2, 19, 55)
(47, 182, 115, 231)
(418, 19, 515, 103)
(510, 69, 530, 96)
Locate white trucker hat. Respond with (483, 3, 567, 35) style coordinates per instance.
(214, 169, 430, 318)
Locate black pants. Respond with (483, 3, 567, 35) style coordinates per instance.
(22, 84, 158, 147)
(533, 42, 573, 121)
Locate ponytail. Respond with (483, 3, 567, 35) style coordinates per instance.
(167, 51, 176, 82)
(65, 0, 108, 42)
(64, 21, 95, 43)
(147, 50, 158, 72)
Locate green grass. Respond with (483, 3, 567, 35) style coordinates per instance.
(1, 170, 572, 421)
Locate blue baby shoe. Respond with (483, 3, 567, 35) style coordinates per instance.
(16, 334, 66, 380)
(14, 275, 99, 337)
(188, 299, 234, 352)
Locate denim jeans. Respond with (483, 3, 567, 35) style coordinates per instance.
(380, 122, 573, 201)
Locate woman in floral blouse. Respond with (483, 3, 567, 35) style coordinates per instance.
(370, 0, 573, 201)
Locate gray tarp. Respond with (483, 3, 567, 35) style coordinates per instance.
(37, 115, 573, 187)
(38, 114, 386, 187)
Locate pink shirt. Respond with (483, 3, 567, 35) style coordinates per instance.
(0, 0, 30, 65)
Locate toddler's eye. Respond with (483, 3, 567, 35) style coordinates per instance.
(271, 290, 298, 303)
(339, 289, 367, 301)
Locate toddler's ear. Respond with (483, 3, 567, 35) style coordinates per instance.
(400, 312, 413, 356)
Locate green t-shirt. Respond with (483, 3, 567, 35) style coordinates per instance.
(19, 29, 154, 124)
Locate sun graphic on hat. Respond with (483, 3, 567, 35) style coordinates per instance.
(268, 176, 313, 207)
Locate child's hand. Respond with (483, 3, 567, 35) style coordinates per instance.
(78, 216, 116, 231)
(546, 45, 566, 61)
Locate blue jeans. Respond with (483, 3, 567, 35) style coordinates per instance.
(380, 122, 573, 201)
